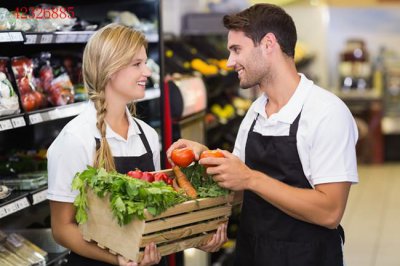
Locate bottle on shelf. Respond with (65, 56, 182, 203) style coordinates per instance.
(338, 39, 372, 92)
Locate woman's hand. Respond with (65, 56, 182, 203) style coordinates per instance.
(117, 243, 161, 266)
(166, 139, 208, 164)
(197, 223, 228, 252)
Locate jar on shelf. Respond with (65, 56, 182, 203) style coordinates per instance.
(338, 39, 372, 91)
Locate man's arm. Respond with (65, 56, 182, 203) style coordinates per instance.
(248, 171, 351, 229)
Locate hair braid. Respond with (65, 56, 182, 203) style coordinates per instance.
(91, 90, 115, 171)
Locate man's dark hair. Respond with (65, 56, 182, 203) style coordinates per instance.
(223, 4, 297, 58)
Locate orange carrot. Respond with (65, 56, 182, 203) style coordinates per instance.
(173, 166, 197, 199)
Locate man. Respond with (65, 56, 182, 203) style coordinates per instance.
(167, 4, 358, 266)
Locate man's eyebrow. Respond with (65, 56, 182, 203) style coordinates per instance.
(228, 44, 240, 51)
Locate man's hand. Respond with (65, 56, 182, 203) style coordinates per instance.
(200, 150, 253, 191)
(166, 139, 208, 164)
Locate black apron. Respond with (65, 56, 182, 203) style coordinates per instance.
(66, 119, 167, 266)
(234, 112, 344, 266)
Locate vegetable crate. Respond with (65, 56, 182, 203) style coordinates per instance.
(79, 170, 234, 262)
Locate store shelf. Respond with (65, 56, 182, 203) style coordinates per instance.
(47, 250, 69, 266)
(27, 102, 87, 125)
(0, 30, 158, 45)
(0, 186, 48, 219)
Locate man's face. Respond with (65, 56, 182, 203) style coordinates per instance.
(226, 30, 269, 89)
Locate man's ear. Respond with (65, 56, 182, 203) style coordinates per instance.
(261, 32, 277, 50)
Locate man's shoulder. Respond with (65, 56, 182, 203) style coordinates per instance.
(304, 84, 349, 115)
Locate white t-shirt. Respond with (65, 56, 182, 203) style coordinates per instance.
(233, 74, 359, 187)
(47, 101, 161, 203)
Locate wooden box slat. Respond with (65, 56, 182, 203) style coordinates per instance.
(136, 233, 214, 262)
(145, 194, 233, 220)
(140, 217, 228, 247)
(143, 205, 231, 234)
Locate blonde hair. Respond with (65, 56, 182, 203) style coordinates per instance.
(82, 23, 147, 171)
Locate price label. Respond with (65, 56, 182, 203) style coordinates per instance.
(0, 32, 11, 42)
(66, 34, 77, 43)
(29, 113, 43, 124)
(55, 33, 68, 43)
(24, 34, 37, 44)
(8, 32, 24, 42)
(0, 119, 13, 131)
(32, 189, 48, 205)
(0, 197, 30, 218)
(40, 34, 53, 44)
(76, 34, 87, 43)
(11, 117, 26, 128)
(48, 109, 61, 120)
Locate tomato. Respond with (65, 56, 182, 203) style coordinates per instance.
(127, 169, 143, 179)
(21, 92, 37, 112)
(154, 173, 173, 185)
(171, 148, 195, 168)
(200, 150, 225, 168)
(141, 172, 155, 182)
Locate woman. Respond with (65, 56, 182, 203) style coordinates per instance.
(47, 24, 227, 266)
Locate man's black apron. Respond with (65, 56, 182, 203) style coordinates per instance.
(66, 120, 167, 266)
(234, 112, 344, 266)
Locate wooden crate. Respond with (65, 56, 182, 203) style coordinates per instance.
(79, 170, 233, 262)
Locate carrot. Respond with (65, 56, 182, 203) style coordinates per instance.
(173, 166, 198, 199)
(172, 178, 183, 193)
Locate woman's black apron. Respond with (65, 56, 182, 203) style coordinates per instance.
(66, 120, 167, 266)
(234, 112, 345, 266)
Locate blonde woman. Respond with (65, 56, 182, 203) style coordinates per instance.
(47, 23, 161, 266)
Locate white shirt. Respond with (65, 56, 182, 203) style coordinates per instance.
(233, 74, 359, 187)
(47, 101, 161, 203)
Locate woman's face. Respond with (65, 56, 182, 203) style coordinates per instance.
(107, 46, 151, 102)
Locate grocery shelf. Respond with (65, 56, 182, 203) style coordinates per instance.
(0, 30, 159, 45)
(0, 186, 48, 219)
(47, 250, 69, 266)
(27, 102, 87, 125)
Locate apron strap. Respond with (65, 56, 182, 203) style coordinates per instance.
(133, 118, 153, 157)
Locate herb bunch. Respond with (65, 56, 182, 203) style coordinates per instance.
(181, 163, 230, 198)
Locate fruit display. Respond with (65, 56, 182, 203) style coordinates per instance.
(11, 56, 46, 112)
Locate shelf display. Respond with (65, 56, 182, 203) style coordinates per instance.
(0, 1, 164, 265)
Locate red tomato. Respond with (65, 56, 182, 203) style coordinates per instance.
(154, 173, 173, 185)
(127, 169, 143, 179)
(141, 172, 155, 182)
(171, 148, 195, 168)
(200, 150, 225, 168)
(21, 92, 37, 112)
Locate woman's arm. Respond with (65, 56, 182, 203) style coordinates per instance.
(50, 201, 119, 264)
